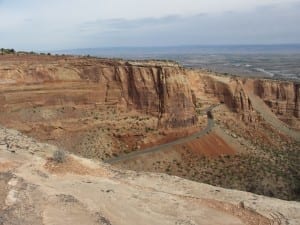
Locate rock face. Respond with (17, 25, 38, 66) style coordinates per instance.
(187, 72, 255, 122)
(0, 56, 197, 128)
(187, 70, 299, 127)
(203, 77, 253, 113)
(253, 79, 300, 123)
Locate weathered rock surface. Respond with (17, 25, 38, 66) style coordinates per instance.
(0, 55, 197, 128)
(187, 70, 300, 128)
(0, 125, 299, 225)
(0, 55, 298, 130)
(187, 72, 256, 122)
(252, 79, 300, 127)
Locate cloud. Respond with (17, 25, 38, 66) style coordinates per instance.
(81, 15, 181, 32)
(72, 2, 300, 47)
(0, 0, 299, 50)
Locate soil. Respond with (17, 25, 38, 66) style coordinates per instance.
(0, 126, 298, 225)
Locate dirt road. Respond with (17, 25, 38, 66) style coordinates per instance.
(106, 105, 219, 164)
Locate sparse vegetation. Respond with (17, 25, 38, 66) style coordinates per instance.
(53, 149, 67, 163)
(0, 53, 298, 203)
(0, 48, 15, 55)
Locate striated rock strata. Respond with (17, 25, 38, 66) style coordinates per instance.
(253, 79, 300, 127)
(187, 72, 256, 122)
(0, 56, 197, 128)
(187, 70, 300, 128)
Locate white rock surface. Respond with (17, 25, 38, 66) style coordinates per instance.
(0, 126, 299, 225)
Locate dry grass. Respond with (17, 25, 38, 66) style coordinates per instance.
(44, 156, 106, 177)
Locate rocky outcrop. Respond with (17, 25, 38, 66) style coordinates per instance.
(253, 79, 300, 119)
(1, 125, 299, 225)
(204, 78, 253, 113)
(187, 72, 255, 122)
(187, 70, 299, 127)
(0, 56, 197, 128)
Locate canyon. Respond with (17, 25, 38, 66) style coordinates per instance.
(0, 55, 200, 161)
(0, 54, 299, 224)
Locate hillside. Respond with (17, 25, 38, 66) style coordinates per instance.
(0, 125, 299, 225)
(0, 54, 299, 203)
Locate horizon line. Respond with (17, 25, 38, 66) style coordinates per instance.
(51, 43, 300, 51)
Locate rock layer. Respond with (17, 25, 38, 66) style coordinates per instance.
(187, 70, 300, 127)
(0, 56, 197, 128)
(252, 79, 300, 126)
(187, 72, 256, 122)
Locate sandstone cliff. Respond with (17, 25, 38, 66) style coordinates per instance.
(252, 79, 300, 125)
(187, 69, 300, 128)
(187, 71, 256, 122)
(0, 56, 197, 128)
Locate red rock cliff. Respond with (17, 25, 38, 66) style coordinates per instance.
(0, 56, 197, 128)
(187, 69, 299, 128)
(253, 80, 299, 118)
(187, 71, 255, 122)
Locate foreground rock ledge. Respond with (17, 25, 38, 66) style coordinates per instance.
(0, 126, 299, 225)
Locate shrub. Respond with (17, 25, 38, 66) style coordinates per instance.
(0, 48, 15, 55)
(53, 150, 67, 163)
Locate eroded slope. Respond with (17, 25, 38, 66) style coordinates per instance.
(0, 55, 299, 201)
(0, 126, 299, 225)
(0, 55, 198, 161)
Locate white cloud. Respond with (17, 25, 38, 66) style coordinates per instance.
(1, 0, 299, 21)
(0, 0, 299, 50)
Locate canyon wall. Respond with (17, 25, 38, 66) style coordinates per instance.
(187, 70, 299, 127)
(0, 56, 197, 128)
(0, 55, 298, 129)
(253, 80, 300, 119)
(187, 71, 255, 122)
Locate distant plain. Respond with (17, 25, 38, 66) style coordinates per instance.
(56, 44, 300, 80)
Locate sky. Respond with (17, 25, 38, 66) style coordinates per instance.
(0, 0, 300, 51)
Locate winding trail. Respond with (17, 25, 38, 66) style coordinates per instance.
(106, 105, 219, 164)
